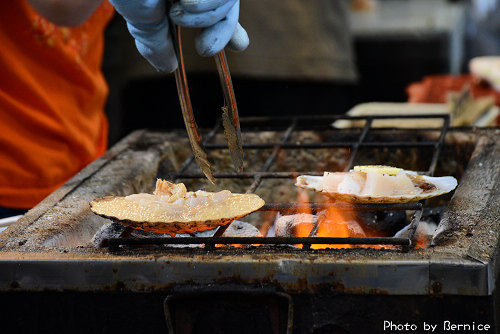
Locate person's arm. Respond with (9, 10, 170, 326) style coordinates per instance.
(27, 0, 104, 27)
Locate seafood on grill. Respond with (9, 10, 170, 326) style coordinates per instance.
(90, 179, 265, 236)
(296, 165, 457, 203)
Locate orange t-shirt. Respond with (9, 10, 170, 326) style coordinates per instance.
(0, 1, 114, 209)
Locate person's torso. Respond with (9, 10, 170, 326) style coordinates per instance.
(0, 0, 114, 208)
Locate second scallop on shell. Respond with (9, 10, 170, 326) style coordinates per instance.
(295, 165, 457, 203)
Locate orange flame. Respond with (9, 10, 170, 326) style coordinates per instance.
(258, 210, 278, 237)
(413, 226, 430, 249)
(313, 202, 354, 249)
(292, 188, 403, 249)
(294, 188, 314, 242)
(294, 189, 354, 249)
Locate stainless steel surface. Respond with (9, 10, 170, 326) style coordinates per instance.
(0, 256, 492, 296)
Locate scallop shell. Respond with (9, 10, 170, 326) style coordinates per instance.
(90, 180, 265, 236)
(296, 169, 457, 203)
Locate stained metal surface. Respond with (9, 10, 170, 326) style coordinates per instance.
(107, 236, 411, 251)
(0, 255, 491, 296)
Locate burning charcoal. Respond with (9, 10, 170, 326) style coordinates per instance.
(221, 220, 262, 237)
(394, 220, 438, 249)
(354, 211, 409, 237)
(163, 221, 262, 248)
(274, 213, 316, 237)
(93, 223, 172, 249)
(352, 211, 377, 227)
(130, 229, 169, 238)
(91, 222, 130, 248)
(192, 221, 262, 238)
(275, 212, 367, 238)
(96, 221, 262, 250)
(190, 229, 217, 237)
(421, 206, 445, 225)
(335, 218, 365, 237)
(315, 210, 366, 238)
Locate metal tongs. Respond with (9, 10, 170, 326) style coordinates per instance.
(170, 25, 244, 184)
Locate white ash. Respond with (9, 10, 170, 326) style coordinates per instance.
(92, 222, 129, 248)
(187, 220, 261, 238)
(220, 220, 262, 237)
(394, 220, 438, 246)
(274, 213, 317, 237)
(93, 220, 261, 249)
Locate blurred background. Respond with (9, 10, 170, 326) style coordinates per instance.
(102, 0, 500, 145)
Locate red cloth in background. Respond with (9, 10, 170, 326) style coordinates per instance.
(406, 74, 500, 106)
(407, 74, 500, 125)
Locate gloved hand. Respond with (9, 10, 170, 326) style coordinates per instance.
(109, 0, 249, 73)
(109, 0, 178, 72)
(169, 0, 249, 57)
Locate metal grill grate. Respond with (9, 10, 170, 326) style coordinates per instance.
(107, 114, 450, 252)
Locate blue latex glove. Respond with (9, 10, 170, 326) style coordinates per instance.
(109, 0, 178, 72)
(169, 0, 249, 57)
(110, 0, 248, 72)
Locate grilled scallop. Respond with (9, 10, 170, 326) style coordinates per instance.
(90, 179, 265, 236)
(296, 165, 457, 203)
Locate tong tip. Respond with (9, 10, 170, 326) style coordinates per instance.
(222, 106, 244, 172)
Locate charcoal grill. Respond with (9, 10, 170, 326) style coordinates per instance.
(107, 114, 446, 252)
(0, 114, 498, 333)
